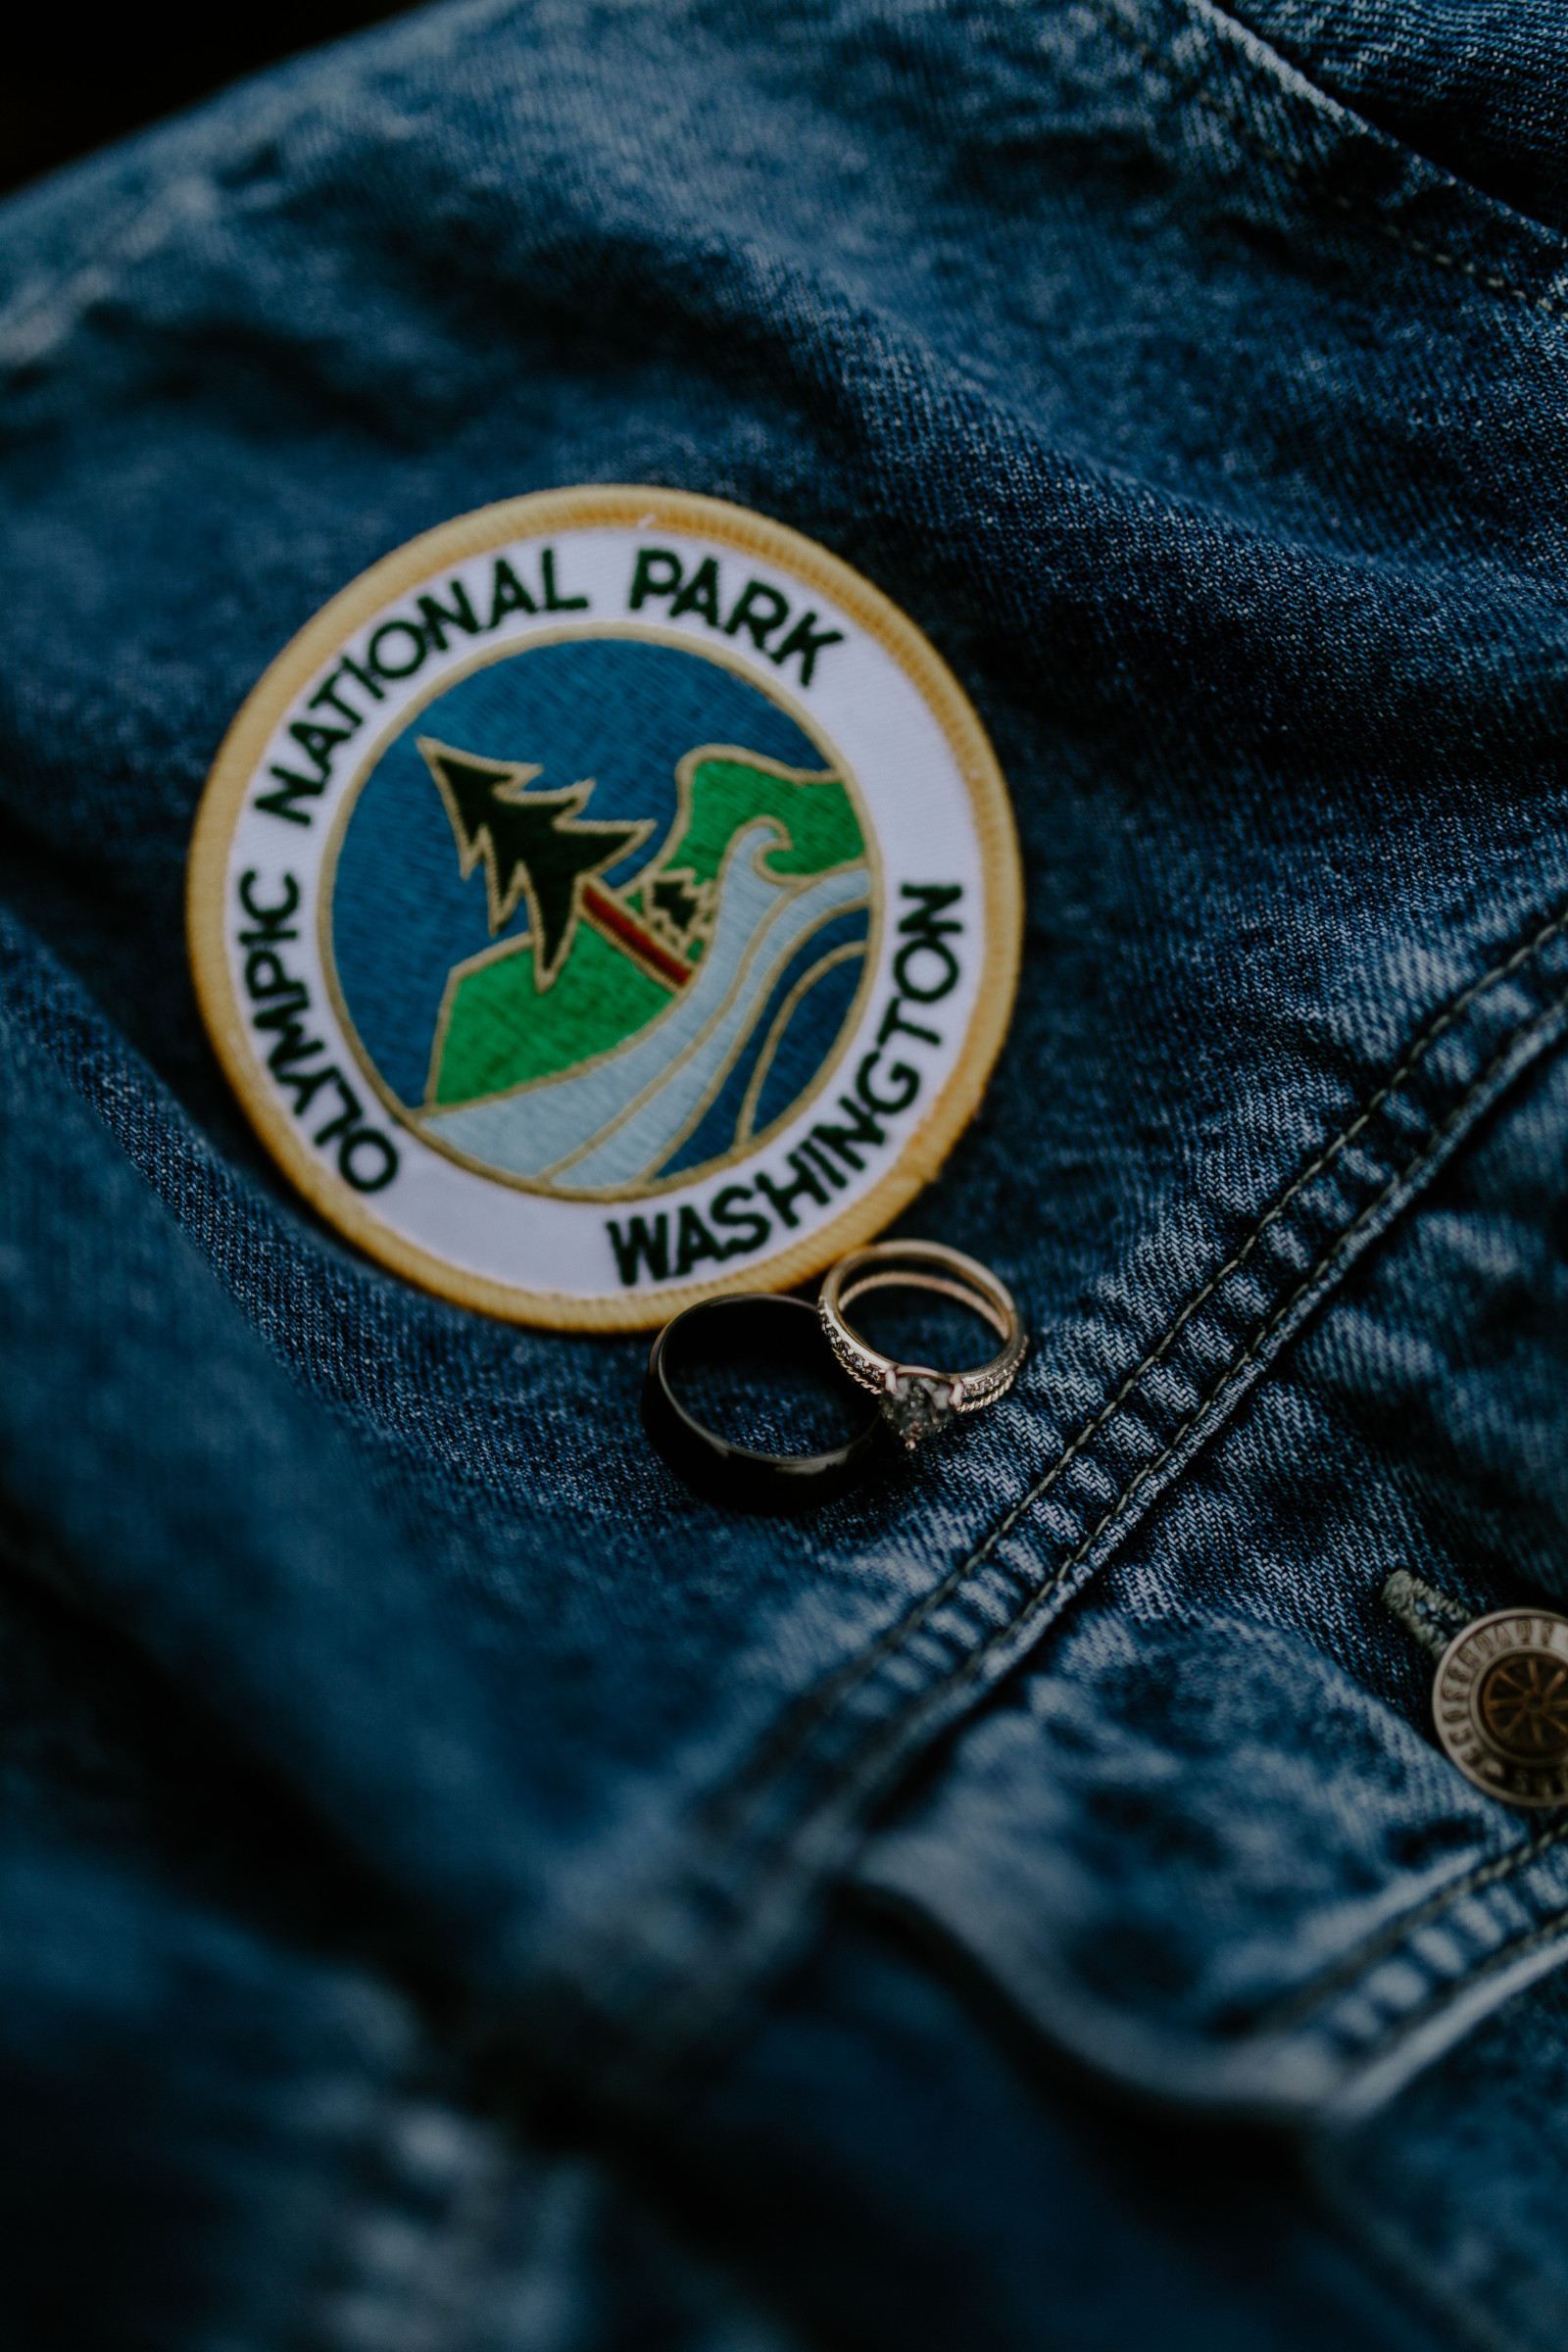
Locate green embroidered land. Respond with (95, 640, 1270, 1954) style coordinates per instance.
(648, 753, 862, 891)
(429, 753, 863, 1109)
(431, 921, 671, 1106)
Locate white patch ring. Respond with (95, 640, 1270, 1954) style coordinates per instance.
(187, 487, 1022, 1331)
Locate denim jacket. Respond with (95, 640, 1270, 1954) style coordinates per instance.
(2, 3, 1566, 2346)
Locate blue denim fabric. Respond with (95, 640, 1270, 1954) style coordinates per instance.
(2, 0, 1567, 2345)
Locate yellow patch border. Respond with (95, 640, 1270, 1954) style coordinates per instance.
(187, 485, 1023, 1332)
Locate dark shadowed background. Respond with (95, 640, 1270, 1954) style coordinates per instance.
(4, 15, 406, 197)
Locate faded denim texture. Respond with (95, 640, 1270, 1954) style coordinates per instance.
(2, 1, 1567, 2346)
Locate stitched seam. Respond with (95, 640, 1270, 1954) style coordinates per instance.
(613, 952, 1568, 2090)
(1083, 0, 1568, 325)
(1307, 2171, 1532, 2352)
(761, 967, 1568, 1828)
(619, 971, 1568, 2089)
(1341, 1896, 1568, 2076)
(1258, 1819, 1568, 2035)
(724, 902, 1568, 1798)
(628, 964, 1568, 2095)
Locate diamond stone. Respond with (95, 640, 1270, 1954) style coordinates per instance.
(880, 1370, 958, 1451)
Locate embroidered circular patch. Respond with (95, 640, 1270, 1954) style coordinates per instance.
(187, 488, 1021, 1328)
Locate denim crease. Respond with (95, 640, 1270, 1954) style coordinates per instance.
(3, 0, 1568, 2343)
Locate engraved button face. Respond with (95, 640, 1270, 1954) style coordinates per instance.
(1478, 1653, 1568, 1762)
(1433, 1610, 1568, 1807)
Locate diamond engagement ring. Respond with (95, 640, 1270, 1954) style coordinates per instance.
(817, 1241, 1026, 1451)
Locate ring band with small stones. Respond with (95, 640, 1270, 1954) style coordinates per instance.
(817, 1241, 1026, 1451)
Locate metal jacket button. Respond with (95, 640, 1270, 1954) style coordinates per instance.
(1384, 1570, 1568, 1808)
